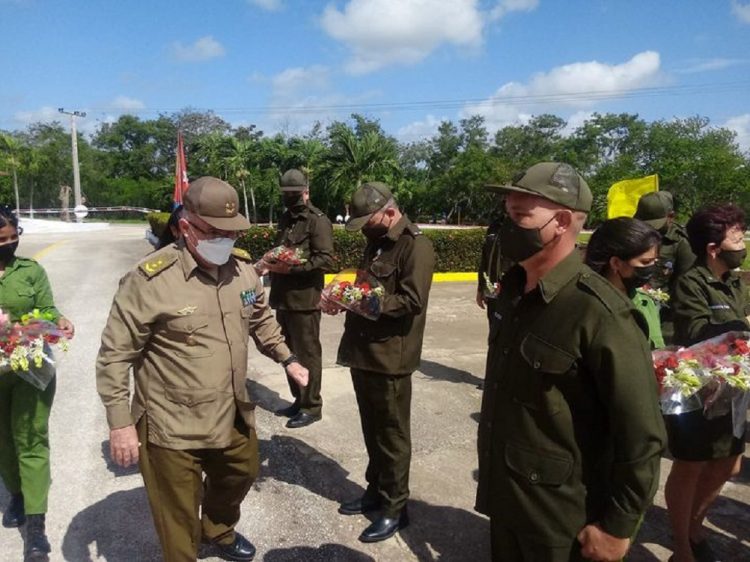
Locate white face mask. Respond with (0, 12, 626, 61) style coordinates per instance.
(195, 237, 235, 265)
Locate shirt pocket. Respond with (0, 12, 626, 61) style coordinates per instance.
(164, 314, 214, 358)
(2, 285, 36, 315)
(515, 333, 576, 415)
(287, 223, 310, 246)
(369, 260, 397, 282)
(504, 441, 574, 486)
(163, 386, 220, 440)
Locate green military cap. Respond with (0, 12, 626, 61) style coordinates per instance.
(183, 176, 251, 231)
(345, 182, 393, 232)
(279, 169, 308, 192)
(486, 162, 592, 212)
(634, 191, 673, 230)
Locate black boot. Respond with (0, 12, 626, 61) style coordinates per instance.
(24, 514, 51, 561)
(2, 493, 25, 528)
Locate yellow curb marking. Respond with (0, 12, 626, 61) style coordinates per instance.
(324, 272, 478, 284)
(32, 240, 69, 261)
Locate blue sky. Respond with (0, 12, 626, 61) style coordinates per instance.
(1, 0, 749, 150)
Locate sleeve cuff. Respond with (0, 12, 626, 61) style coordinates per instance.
(106, 404, 134, 430)
(274, 343, 292, 363)
(599, 506, 643, 539)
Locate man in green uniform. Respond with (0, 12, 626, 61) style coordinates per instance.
(634, 191, 696, 343)
(477, 163, 665, 561)
(96, 177, 308, 562)
(260, 169, 334, 428)
(476, 203, 514, 322)
(322, 182, 434, 543)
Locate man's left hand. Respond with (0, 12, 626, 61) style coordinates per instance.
(577, 524, 630, 562)
(286, 362, 309, 387)
(57, 317, 75, 339)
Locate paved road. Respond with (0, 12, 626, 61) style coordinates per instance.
(0, 225, 748, 561)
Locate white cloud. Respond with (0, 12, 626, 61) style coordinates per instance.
(731, 1, 750, 24)
(490, 0, 539, 21)
(110, 96, 145, 112)
(248, 0, 283, 10)
(171, 35, 225, 62)
(270, 65, 331, 97)
(397, 114, 446, 140)
(676, 57, 747, 74)
(461, 51, 665, 131)
(562, 110, 595, 136)
(13, 106, 60, 125)
(724, 114, 750, 153)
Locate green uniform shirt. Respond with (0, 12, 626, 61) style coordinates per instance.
(0, 257, 61, 322)
(476, 251, 665, 545)
(269, 203, 335, 311)
(651, 223, 695, 294)
(477, 217, 514, 294)
(672, 262, 749, 346)
(632, 289, 665, 349)
(337, 216, 435, 375)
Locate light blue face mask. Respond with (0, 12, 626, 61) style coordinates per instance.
(196, 237, 235, 265)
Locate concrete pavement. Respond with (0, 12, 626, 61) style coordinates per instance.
(0, 224, 748, 561)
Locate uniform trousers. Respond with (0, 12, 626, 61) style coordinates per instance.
(137, 414, 259, 562)
(351, 368, 412, 517)
(0, 373, 55, 514)
(276, 309, 323, 416)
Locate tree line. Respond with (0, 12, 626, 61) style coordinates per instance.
(1, 109, 748, 225)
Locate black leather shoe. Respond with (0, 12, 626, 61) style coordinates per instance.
(338, 496, 381, 515)
(286, 412, 321, 429)
(24, 514, 50, 561)
(215, 533, 256, 561)
(2, 493, 25, 528)
(275, 403, 300, 418)
(359, 511, 409, 543)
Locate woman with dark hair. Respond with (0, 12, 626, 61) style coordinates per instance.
(0, 206, 74, 560)
(585, 217, 665, 348)
(665, 203, 748, 562)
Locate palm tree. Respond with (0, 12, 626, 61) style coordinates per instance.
(0, 133, 23, 214)
(224, 138, 257, 223)
(195, 132, 228, 178)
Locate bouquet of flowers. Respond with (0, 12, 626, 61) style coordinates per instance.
(482, 273, 501, 299)
(320, 270, 385, 320)
(262, 245, 308, 266)
(0, 309, 69, 390)
(640, 284, 670, 308)
(653, 332, 750, 435)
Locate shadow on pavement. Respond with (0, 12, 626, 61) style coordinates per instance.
(61, 488, 160, 562)
(258, 433, 490, 560)
(247, 378, 288, 414)
(418, 359, 484, 387)
(100, 440, 140, 477)
(263, 543, 376, 561)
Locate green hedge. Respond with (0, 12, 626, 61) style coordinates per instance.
(146, 212, 485, 272)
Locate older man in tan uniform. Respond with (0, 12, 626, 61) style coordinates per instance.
(96, 177, 308, 562)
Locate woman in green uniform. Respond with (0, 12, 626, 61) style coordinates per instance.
(0, 207, 74, 561)
(585, 216, 665, 348)
(665, 204, 748, 562)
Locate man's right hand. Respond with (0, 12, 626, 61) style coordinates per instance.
(476, 289, 485, 309)
(110, 425, 140, 467)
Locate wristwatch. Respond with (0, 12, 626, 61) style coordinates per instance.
(281, 354, 299, 368)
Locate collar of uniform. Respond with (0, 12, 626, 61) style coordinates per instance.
(288, 204, 309, 220)
(694, 261, 740, 287)
(537, 250, 585, 304)
(178, 241, 202, 280)
(2, 256, 30, 275)
(384, 215, 409, 242)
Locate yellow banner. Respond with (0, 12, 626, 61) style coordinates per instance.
(607, 174, 659, 219)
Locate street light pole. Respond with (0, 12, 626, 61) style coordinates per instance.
(58, 108, 86, 220)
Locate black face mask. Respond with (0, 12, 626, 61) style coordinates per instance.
(282, 193, 305, 210)
(621, 263, 657, 294)
(719, 248, 747, 270)
(362, 224, 389, 240)
(500, 215, 556, 263)
(0, 241, 18, 263)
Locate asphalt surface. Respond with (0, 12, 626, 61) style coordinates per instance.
(0, 224, 748, 561)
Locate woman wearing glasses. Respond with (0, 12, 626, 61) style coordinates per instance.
(0, 206, 74, 561)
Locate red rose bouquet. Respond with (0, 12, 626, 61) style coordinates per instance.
(320, 270, 385, 320)
(0, 309, 69, 390)
(262, 245, 308, 266)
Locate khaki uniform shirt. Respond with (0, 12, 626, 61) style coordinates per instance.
(476, 251, 665, 544)
(672, 262, 749, 346)
(652, 223, 695, 293)
(96, 243, 291, 450)
(269, 204, 335, 311)
(337, 216, 435, 375)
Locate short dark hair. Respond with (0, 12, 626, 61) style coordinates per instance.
(686, 204, 746, 257)
(0, 205, 19, 231)
(585, 217, 662, 276)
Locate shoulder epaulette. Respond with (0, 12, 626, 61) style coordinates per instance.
(577, 270, 631, 315)
(231, 247, 253, 261)
(405, 222, 422, 237)
(308, 204, 326, 217)
(139, 254, 178, 278)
